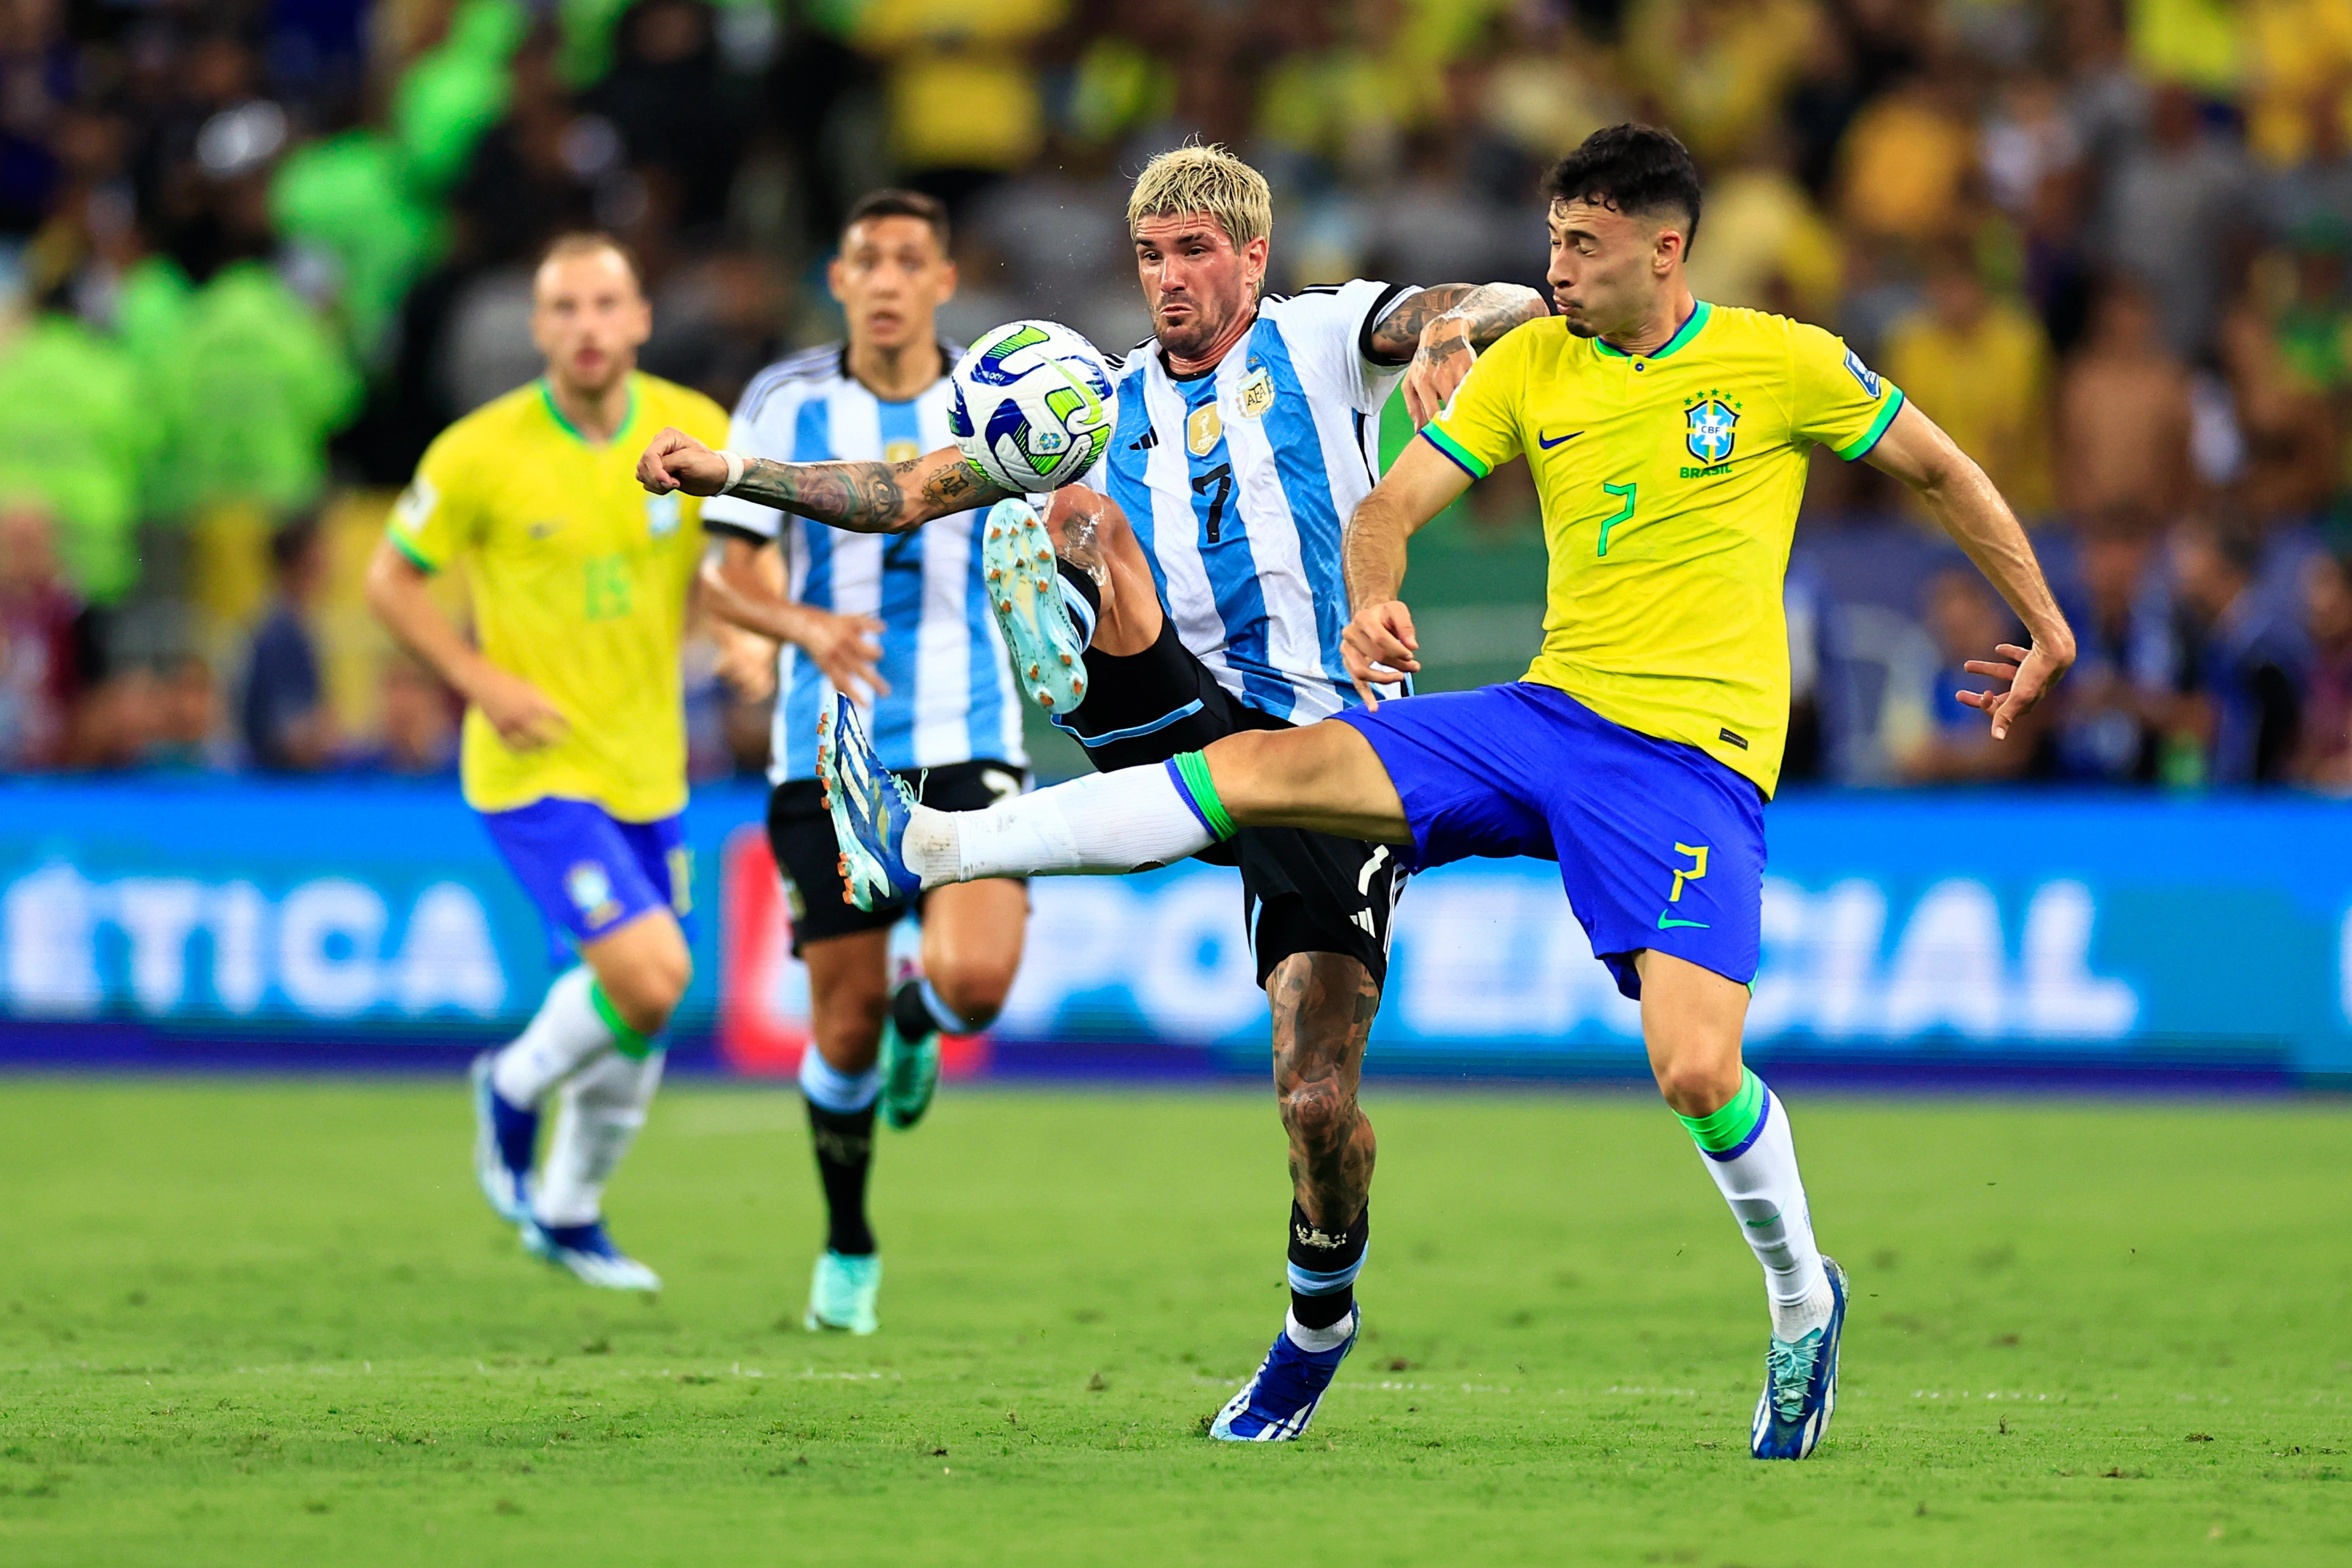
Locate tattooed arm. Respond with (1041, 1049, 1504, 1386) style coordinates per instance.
(1366, 282, 1548, 427)
(638, 431, 1010, 535)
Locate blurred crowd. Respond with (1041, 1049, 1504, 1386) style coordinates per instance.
(0, 0, 2349, 790)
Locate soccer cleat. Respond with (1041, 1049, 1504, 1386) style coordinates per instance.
(815, 693, 922, 911)
(1751, 1256, 1847, 1459)
(470, 1052, 536, 1225)
(521, 1217, 662, 1292)
(980, 498, 1087, 713)
(1208, 1312, 1358, 1442)
(804, 1250, 882, 1334)
(878, 1012, 940, 1131)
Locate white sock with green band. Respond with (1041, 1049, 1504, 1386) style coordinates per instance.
(491, 966, 616, 1107)
(902, 755, 1232, 887)
(1679, 1067, 1833, 1340)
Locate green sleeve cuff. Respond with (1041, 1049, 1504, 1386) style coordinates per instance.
(1419, 425, 1492, 481)
(1834, 387, 1905, 462)
(385, 526, 441, 575)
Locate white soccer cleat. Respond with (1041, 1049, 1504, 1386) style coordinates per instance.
(522, 1218, 662, 1292)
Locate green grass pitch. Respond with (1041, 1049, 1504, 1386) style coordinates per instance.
(0, 1079, 2346, 1566)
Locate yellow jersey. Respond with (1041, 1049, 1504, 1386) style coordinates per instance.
(385, 374, 730, 819)
(1422, 302, 1903, 796)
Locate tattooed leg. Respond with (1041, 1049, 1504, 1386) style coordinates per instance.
(1044, 486, 1161, 657)
(1269, 950, 1380, 1228)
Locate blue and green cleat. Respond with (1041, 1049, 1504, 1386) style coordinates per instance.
(1751, 1256, 1847, 1459)
(805, 1250, 882, 1334)
(980, 498, 1087, 714)
(816, 693, 922, 913)
(1208, 1312, 1358, 1442)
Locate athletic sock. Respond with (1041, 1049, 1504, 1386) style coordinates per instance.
(800, 1047, 881, 1256)
(888, 977, 971, 1044)
(491, 966, 616, 1107)
(900, 753, 1234, 887)
(533, 1046, 666, 1228)
(1679, 1067, 1833, 1340)
(1287, 1201, 1369, 1335)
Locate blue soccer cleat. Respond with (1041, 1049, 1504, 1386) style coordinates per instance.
(470, 1052, 536, 1225)
(980, 498, 1088, 714)
(1208, 1312, 1359, 1442)
(804, 1250, 882, 1335)
(1751, 1256, 1847, 1459)
(522, 1217, 662, 1292)
(816, 693, 922, 912)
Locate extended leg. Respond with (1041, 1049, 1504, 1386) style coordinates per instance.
(798, 929, 890, 1333)
(1638, 948, 1844, 1460)
(1269, 951, 1379, 1331)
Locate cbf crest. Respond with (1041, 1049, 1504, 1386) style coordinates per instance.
(1683, 390, 1741, 467)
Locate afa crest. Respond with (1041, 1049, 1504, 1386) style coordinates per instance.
(1685, 395, 1739, 465)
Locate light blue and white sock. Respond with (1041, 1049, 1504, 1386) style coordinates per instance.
(1681, 1068, 1833, 1339)
(798, 1046, 882, 1114)
(901, 754, 1234, 887)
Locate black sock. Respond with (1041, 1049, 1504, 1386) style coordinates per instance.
(1287, 1201, 1369, 1330)
(889, 979, 941, 1045)
(805, 1098, 877, 1256)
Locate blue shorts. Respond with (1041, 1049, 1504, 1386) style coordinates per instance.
(1332, 682, 1764, 999)
(477, 798, 693, 969)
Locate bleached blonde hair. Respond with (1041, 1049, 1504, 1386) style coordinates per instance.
(1126, 142, 1273, 251)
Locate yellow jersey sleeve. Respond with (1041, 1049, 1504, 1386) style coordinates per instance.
(1419, 322, 1535, 479)
(1786, 320, 1905, 461)
(386, 426, 483, 573)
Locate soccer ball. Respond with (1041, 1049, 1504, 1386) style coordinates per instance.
(948, 320, 1118, 493)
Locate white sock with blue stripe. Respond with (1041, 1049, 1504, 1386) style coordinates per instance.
(901, 762, 1219, 887)
(1684, 1070, 1832, 1340)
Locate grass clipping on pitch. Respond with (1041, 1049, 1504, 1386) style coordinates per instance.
(0, 1081, 2346, 1567)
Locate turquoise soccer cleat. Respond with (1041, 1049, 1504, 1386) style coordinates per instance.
(1751, 1256, 1847, 1459)
(1209, 1312, 1359, 1442)
(980, 498, 1088, 714)
(877, 1012, 940, 1131)
(521, 1218, 662, 1293)
(804, 1250, 882, 1335)
(816, 692, 922, 912)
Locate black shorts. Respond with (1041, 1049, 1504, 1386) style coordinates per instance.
(1054, 608, 1406, 988)
(767, 759, 1028, 953)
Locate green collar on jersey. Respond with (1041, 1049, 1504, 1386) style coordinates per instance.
(1594, 300, 1711, 362)
(540, 375, 639, 449)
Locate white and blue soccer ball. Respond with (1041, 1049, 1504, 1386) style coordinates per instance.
(948, 320, 1117, 493)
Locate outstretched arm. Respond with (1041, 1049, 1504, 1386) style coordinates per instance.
(639, 432, 1011, 535)
(1338, 435, 1476, 706)
(699, 535, 888, 704)
(1866, 400, 2076, 740)
(1366, 282, 1549, 426)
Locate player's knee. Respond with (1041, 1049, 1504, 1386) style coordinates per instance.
(605, 949, 691, 1035)
(1280, 1077, 1357, 1156)
(930, 965, 1013, 1032)
(1652, 1054, 1742, 1119)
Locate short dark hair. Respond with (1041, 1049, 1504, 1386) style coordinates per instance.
(843, 189, 951, 253)
(537, 231, 645, 293)
(1542, 124, 1704, 252)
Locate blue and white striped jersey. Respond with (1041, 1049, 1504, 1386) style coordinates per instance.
(1075, 278, 1419, 725)
(703, 344, 1026, 783)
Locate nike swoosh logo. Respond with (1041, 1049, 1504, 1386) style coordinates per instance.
(1657, 910, 1711, 930)
(1537, 430, 1583, 449)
